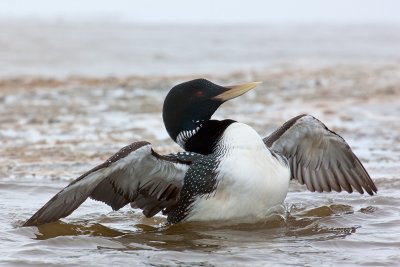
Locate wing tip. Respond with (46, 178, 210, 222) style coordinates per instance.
(23, 216, 43, 227)
(367, 187, 378, 196)
(22, 219, 36, 227)
(23, 206, 49, 227)
(338, 182, 378, 196)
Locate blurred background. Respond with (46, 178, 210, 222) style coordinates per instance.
(1, 0, 400, 77)
(0, 1, 399, 266)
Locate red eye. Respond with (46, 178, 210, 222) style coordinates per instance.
(195, 91, 204, 97)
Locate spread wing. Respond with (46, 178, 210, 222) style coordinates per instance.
(264, 115, 377, 195)
(24, 141, 193, 226)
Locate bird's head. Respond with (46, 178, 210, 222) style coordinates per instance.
(163, 78, 261, 148)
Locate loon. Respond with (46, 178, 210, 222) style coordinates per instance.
(24, 79, 377, 226)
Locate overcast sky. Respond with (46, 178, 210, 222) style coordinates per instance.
(1, 0, 399, 24)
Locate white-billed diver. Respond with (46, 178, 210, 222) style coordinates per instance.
(24, 79, 377, 226)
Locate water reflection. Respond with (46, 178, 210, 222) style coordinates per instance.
(30, 204, 360, 252)
(34, 222, 124, 240)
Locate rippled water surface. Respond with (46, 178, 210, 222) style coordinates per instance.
(1, 22, 400, 266)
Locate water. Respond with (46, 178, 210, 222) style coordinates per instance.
(0, 21, 400, 266)
(1, 21, 400, 78)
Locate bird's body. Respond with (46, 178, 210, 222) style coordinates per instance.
(24, 79, 377, 227)
(181, 122, 290, 222)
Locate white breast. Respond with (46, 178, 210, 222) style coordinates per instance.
(186, 123, 291, 222)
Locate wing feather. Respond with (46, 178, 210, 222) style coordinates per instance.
(264, 115, 377, 195)
(24, 141, 192, 226)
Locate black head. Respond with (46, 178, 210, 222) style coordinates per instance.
(162, 78, 260, 148)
